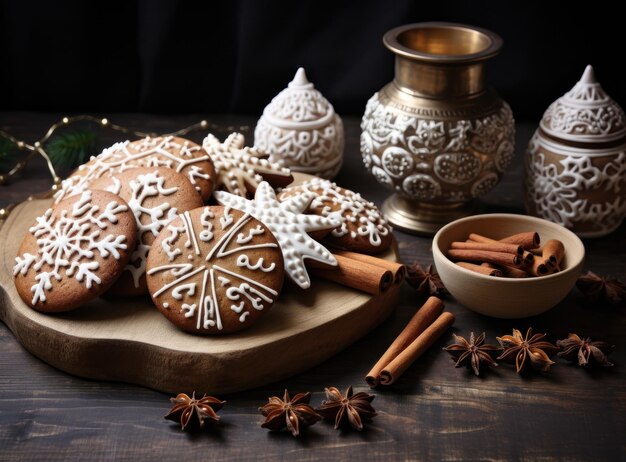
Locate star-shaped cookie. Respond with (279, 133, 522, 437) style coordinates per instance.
(203, 132, 293, 197)
(213, 181, 339, 289)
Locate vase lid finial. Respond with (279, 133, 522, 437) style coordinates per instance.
(289, 67, 313, 88)
(580, 65, 596, 84)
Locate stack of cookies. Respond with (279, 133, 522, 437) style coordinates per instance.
(13, 133, 393, 335)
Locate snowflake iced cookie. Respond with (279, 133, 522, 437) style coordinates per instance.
(54, 136, 217, 203)
(214, 181, 340, 289)
(146, 206, 284, 334)
(278, 179, 392, 254)
(90, 167, 204, 296)
(14, 190, 137, 312)
(202, 132, 294, 197)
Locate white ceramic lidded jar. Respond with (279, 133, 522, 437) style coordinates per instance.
(525, 65, 626, 237)
(254, 68, 344, 179)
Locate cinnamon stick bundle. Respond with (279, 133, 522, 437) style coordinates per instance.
(366, 297, 443, 387)
(332, 249, 406, 285)
(468, 233, 534, 265)
(380, 312, 455, 385)
(366, 297, 454, 387)
(308, 254, 393, 295)
(458, 232, 565, 278)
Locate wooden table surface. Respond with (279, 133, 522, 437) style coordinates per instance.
(1, 113, 624, 461)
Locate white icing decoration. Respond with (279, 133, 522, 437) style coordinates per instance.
(13, 190, 128, 304)
(236, 254, 276, 272)
(214, 181, 339, 289)
(236, 224, 264, 244)
(148, 207, 281, 330)
(202, 132, 292, 197)
(278, 178, 391, 248)
(53, 136, 213, 203)
(112, 170, 181, 288)
(220, 207, 234, 230)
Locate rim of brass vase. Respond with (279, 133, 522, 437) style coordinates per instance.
(384, 22, 504, 100)
(383, 22, 503, 63)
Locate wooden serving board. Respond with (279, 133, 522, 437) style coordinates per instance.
(0, 187, 401, 394)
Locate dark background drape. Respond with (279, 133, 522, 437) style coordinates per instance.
(0, 1, 622, 122)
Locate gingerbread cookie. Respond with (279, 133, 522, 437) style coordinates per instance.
(90, 167, 204, 296)
(278, 178, 392, 254)
(146, 206, 284, 334)
(54, 136, 216, 203)
(202, 132, 293, 197)
(14, 190, 137, 312)
(214, 181, 340, 289)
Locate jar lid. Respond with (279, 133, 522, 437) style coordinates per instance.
(261, 68, 336, 130)
(540, 65, 626, 143)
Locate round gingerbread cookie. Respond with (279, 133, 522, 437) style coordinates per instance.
(13, 190, 137, 312)
(90, 167, 204, 296)
(54, 136, 217, 203)
(278, 178, 393, 254)
(146, 205, 284, 335)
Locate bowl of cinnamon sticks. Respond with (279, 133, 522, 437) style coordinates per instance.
(432, 213, 585, 318)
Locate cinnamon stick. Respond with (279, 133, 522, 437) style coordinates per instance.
(332, 249, 406, 285)
(447, 249, 522, 267)
(366, 296, 443, 387)
(457, 262, 503, 277)
(494, 264, 530, 278)
(528, 256, 550, 276)
(467, 233, 534, 265)
(500, 231, 541, 250)
(379, 311, 455, 386)
(542, 240, 565, 267)
(308, 254, 393, 295)
(451, 241, 522, 255)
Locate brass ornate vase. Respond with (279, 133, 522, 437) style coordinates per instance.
(360, 23, 515, 235)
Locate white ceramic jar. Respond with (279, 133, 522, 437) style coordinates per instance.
(254, 68, 344, 179)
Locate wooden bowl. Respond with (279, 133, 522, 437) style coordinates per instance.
(432, 213, 585, 318)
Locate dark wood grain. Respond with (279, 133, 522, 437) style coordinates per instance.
(1, 113, 624, 461)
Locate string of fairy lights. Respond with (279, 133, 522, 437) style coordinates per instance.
(0, 115, 250, 220)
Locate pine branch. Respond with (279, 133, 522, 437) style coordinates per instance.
(45, 129, 99, 172)
(0, 135, 18, 170)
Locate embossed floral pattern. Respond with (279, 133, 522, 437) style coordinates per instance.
(525, 136, 626, 235)
(361, 93, 514, 202)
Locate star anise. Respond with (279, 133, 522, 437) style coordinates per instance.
(316, 386, 376, 431)
(259, 389, 321, 437)
(443, 332, 500, 376)
(576, 271, 626, 305)
(406, 263, 446, 296)
(557, 333, 615, 367)
(496, 328, 559, 373)
(165, 392, 225, 431)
